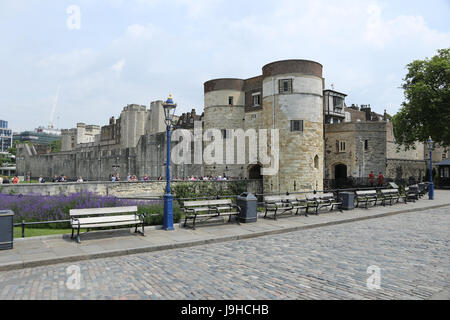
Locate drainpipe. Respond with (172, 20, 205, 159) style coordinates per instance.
(272, 77, 280, 192)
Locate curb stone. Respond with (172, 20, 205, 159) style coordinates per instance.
(1, 203, 449, 272)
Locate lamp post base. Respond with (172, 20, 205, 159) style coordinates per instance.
(163, 193, 175, 231)
(428, 183, 434, 200)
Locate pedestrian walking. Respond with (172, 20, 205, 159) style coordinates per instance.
(369, 171, 375, 187)
(377, 172, 384, 187)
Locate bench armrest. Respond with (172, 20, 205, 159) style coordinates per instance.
(137, 212, 146, 221)
(230, 204, 242, 214)
(71, 217, 81, 228)
(183, 208, 196, 215)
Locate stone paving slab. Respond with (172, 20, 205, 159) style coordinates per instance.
(1, 190, 449, 272)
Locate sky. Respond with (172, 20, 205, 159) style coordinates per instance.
(0, 0, 449, 132)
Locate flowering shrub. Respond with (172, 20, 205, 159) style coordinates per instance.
(0, 192, 181, 227)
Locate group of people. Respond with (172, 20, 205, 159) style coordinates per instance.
(0, 175, 19, 184)
(37, 175, 84, 183)
(110, 173, 121, 182)
(0, 173, 243, 184)
(182, 175, 229, 181)
(50, 175, 69, 183)
(369, 171, 384, 187)
(108, 173, 237, 182)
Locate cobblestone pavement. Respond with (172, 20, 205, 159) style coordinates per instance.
(0, 206, 449, 300)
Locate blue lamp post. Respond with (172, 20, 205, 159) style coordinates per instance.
(427, 137, 434, 200)
(162, 94, 177, 230)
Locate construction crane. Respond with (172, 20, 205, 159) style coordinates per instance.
(49, 85, 61, 129)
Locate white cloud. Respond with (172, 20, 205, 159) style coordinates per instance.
(364, 3, 450, 49)
(111, 59, 125, 74)
(2, 0, 449, 132)
(125, 24, 157, 39)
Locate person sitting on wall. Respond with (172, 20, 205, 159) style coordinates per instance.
(2, 176, 10, 184)
(144, 175, 149, 181)
(158, 175, 163, 181)
(77, 176, 84, 183)
(0, 176, 3, 184)
(12, 176, 19, 184)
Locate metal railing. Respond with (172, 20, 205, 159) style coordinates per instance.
(14, 220, 71, 238)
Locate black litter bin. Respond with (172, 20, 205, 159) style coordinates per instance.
(0, 210, 14, 250)
(338, 192, 355, 210)
(236, 193, 258, 223)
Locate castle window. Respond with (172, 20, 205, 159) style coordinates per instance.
(314, 155, 319, 169)
(365, 140, 369, 150)
(290, 120, 303, 132)
(221, 129, 227, 139)
(252, 92, 261, 106)
(279, 79, 293, 93)
(339, 141, 346, 152)
(228, 96, 234, 106)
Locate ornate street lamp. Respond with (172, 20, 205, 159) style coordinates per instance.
(162, 94, 177, 230)
(427, 136, 434, 200)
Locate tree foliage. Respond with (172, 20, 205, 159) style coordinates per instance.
(392, 48, 450, 149)
(50, 140, 62, 153)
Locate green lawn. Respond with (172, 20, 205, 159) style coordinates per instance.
(14, 227, 86, 238)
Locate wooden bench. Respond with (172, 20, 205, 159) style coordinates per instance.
(319, 193, 343, 213)
(264, 195, 307, 220)
(305, 193, 342, 215)
(404, 187, 418, 202)
(405, 186, 419, 202)
(380, 189, 406, 206)
(183, 199, 241, 229)
(70, 206, 145, 244)
(355, 190, 379, 209)
(417, 183, 430, 197)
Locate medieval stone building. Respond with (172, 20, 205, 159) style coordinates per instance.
(17, 59, 443, 192)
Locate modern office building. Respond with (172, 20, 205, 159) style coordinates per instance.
(0, 120, 13, 153)
(13, 129, 61, 146)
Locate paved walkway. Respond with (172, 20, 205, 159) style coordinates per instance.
(0, 204, 449, 300)
(1, 190, 449, 273)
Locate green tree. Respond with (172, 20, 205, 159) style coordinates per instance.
(392, 48, 450, 149)
(50, 140, 62, 153)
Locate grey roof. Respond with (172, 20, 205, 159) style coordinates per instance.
(436, 158, 450, 166)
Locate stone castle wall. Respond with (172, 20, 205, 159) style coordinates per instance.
(0, 179, 263, 197)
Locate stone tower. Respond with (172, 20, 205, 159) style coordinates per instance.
(120, 104, 148, 148)
(203, 78, 246, 178)
(261, 60, 324, 193)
